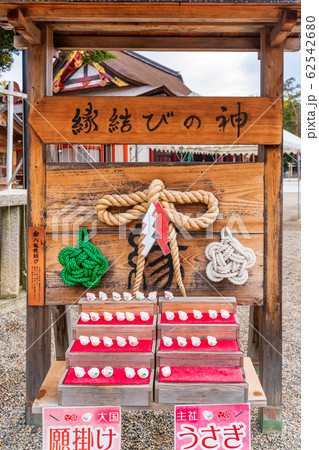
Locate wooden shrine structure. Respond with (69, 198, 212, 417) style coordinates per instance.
(0, 0, 301, 434)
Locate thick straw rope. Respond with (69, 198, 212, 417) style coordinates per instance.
(96, 179, 219, 296)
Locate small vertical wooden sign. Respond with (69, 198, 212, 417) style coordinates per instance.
(28, 226, 45, 306)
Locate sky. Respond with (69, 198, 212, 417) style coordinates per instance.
(1, 50, 300, 96)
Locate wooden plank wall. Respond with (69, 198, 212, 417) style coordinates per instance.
(45, 162, 264, 305)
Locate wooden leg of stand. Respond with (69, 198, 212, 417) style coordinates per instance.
(52, 305, 72, 360)
(247, 306, 260, 370)
(25, 306, 51, 424)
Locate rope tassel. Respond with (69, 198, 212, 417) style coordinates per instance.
(96, 179, 219, 296)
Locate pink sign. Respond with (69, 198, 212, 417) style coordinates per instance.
(175, 404, 250, 450)
(43, 406, 121, 450)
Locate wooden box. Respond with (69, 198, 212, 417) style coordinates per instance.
(157, 314, 239, 340)
(156, 340, 244, 368)
(65, 341, 156, 369)
(73, 315, 157, 340)
(58, 369, 154, 407)
(159, 297, 237, 314)
(154, 368, 248, 404)
(79, 298, 158, 315)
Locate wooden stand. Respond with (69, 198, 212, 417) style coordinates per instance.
(58, 369, 154, 407)
(155, 296, 247, 404)
(155, 368, 248, 405)
(56, 295, 251, 409)
(159, 296, 236, 313)
(58, 297, 157, 407)
(73, 317, 157, 340)
(1, 1, 299, 431)
(78, 297, 157, 315)
(156, 340, 244, 368)
(31, 357, 265, 426)
(158, 314, 240, 340)
(66, 341, 156, 369)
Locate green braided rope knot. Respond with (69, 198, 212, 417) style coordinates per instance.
(58, 228, 109, 288)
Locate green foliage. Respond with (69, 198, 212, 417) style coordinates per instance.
(283, 77, 301, 137)
(283, 152, 296, 173)
(59, 50, 117, 66)
(0, 79, 6, 96)
(0, 29, 19, 73)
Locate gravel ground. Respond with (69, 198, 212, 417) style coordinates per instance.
(0, 193, 300, 449)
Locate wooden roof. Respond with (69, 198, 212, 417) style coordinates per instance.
(1, 1, 301, 52)
(104, 51, 191, 95)
(53, 50, 192, 96)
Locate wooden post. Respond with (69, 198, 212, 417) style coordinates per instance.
(258, 29, 283, 433)
(25, 25, 51, 424)
(248, 34, 267, 365)
(44, 25, 72, 359)
(52, 305, 72, 360)
(247, 306, 260, 368)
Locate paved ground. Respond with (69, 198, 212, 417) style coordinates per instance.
(238, 193, 301, 449)
(283, 178, 300, 194)
(0, 194, 300, 449)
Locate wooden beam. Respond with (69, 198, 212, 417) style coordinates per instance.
(13, 34, 28, 50)
(14, 31, 59, 56)
(270, 10, 298, 47)
(53, 34, 300, 52)
(284, 37, 300, 52)
(54, 35, 260, 52)
(51, 21, 266, 34)
(7, 8, 41, 45)
(45, 25, 53, 97)
(0, 3, 301, 24)
(259, 29, 283, 433)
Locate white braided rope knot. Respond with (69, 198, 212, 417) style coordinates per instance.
(205, 227, 256, 285)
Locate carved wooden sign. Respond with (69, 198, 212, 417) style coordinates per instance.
(28, 226, 45, 306)
(45, 163, 264, 306)
(29, 96, 282, 145)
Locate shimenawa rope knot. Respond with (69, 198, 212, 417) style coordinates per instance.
(58, 228, 109, 288)
(96, 179, 219, 296)
(205, 227, 256, 285)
